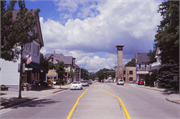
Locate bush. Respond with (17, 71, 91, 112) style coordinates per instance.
(40, 82, 48, 88)
(144, 74, 150, 86)
(150, 72, 157, 87)
(55, 79, 66, 85)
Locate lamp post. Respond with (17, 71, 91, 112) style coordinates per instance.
(18, 43, 24, 98)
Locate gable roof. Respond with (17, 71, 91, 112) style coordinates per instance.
(135, 52, 150, 63)
(12, 9, 44, 47)
(44, 53, 75, 65)
(75, 64, 80, 69)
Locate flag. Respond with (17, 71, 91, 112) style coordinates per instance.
(54, 55, 59, 62)
(25, 54, 32, 64)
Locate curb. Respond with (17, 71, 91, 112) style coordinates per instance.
(0, 88, 67, 109)
(166, 98, 180, 104)
(136, 85, 180, 104)
(52, 88, 68, 94)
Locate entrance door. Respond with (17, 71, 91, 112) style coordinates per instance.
(27, 71, 31, 83)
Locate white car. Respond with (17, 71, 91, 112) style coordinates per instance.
(70, 81, 83, 90)
(117, 79, 124, 85)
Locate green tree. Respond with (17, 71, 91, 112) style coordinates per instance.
(54, 61, 65, 80)
(154, 1, 179, 89)
(40, 53, 48, 82)
(125, 58, 136, 67)
(95, 68, 115, 81)
(48, 62, 55, 69)
(81, 68, 88, 80)
(147, 46, 156, 63)
(154, 1, 179, 64)
(68, 70, 77, 78)
(1, 0, 40, 61)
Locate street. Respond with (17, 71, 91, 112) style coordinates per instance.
(0, 82, 179, 119)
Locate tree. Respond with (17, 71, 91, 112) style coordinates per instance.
(1, 0, 40, 61)
(81, 68, 88, 80)
(154, 1, 179, 64)
(147, 45, 157, 63)
(48, 62, 55, 70)
(1, 0, 40, 98)
(68, 70, 77, 78)
(54, 61, 65, 80)
(154, 1, 179, 89)
(125, 58, 136, 67)
(40, 53, 48, 82)
(95, 68, 115, 81)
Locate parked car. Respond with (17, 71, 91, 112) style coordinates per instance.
(138, 79, 144, 85)
(117, 79, 124, 85)
(89, 80, 92, 85)
(81, 80, 89, 86)
(70, 81, 83, 90)
(129, 80, 136, 84)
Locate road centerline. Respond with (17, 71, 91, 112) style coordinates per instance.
(99, 88, 131, 119)
(67, 89, 88, 119)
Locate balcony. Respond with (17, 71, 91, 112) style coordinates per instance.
(137, 67, 150, 71)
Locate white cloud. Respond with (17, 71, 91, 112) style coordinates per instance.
(40, 0, 163, 72)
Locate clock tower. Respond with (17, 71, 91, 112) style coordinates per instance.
(116, 45, 124, 82)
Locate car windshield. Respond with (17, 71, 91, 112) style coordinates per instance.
(72, 82, 80, 84)
(81, 81, 88, 83)
(119, 80, 123, 81)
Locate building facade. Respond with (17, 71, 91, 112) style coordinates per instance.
(123, 67, 136, 82)
(44, 53, 78, 83)
(148, 47, 161, 73)
(0, 10, 47, 87)
(134, 52, 150, 81)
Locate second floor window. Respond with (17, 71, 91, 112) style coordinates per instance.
(129, 71, 133, 75)
(33, 43, 39, 56)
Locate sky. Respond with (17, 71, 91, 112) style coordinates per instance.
(13, 0, 164, 72)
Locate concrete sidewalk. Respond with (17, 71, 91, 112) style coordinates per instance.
(135, 84, 180, 104)
(0, 85, 70, 109)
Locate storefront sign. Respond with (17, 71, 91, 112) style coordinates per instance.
(47, 70, 57, 77)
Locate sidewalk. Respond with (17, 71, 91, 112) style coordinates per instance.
(135, 84, 180, 104)
(0, 85, 70, 109)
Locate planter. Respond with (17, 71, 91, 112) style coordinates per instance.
(23, 86, 29, 91)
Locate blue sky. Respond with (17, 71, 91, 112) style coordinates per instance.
(11, 0, 164, 72)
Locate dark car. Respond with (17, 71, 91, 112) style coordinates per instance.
(89, 80, 92, 85)
(81, 80, 89, 86)
(138, 79, 144, 85)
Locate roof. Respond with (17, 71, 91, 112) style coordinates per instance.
(135, 52, 150, 63)
(12, 9, 44, 47)
(44, 53, 75, 65)
(75, 64, 80, 69)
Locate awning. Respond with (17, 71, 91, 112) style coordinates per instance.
(24, 61, 48, 73)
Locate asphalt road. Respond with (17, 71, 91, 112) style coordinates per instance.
(0, 82, 179, 119)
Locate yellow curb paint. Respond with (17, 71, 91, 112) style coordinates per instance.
(99, 89, 131, 119)
(67, 89, 88, 119)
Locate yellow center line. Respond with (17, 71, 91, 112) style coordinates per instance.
(99, 88, 131, 119)
(67, 89, 88, 119)
(94, 84, 96, 87)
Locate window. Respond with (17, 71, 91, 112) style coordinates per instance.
(123, 71, 126, 74)
(33, 43, 40, 56)
(129, 77, 133, 81)
(129, 71, 133, 75)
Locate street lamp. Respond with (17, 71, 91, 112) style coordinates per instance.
(18, 43, 25, 98)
